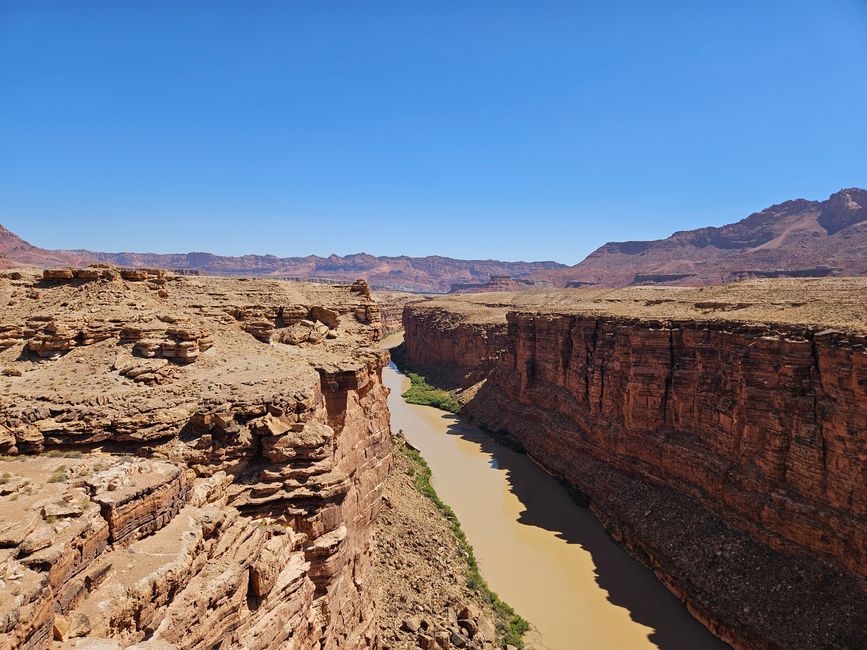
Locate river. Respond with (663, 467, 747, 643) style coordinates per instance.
(380, 335, 729, 650)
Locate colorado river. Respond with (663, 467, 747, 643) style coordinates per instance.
(381, 336, 728, 650)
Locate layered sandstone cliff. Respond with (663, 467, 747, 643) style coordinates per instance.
(371, 292, 427, 337)
(400, 279, 867, 649)
(0, 270, 391, 649)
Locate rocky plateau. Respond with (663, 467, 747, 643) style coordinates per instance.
(0, 268, 395, 649)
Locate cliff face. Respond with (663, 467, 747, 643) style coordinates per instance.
(478, 314, 864, 577)
(371, 292, 427, 337)
(401, 284, 867, 649)
(401, 309, 507, 388)
(0, 271, 391, 649)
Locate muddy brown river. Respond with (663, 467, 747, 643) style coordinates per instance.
(381, 336, 728, 650)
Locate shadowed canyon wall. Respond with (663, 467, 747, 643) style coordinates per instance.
(371, 292, 427, 337)
(400, 310, 507, 388)
(401, 296, 866, 649)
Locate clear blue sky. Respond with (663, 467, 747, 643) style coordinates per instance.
(1, 1, 866, 264)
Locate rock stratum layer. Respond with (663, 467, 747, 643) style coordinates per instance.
(0, 269, 391, 649)
(400, 279, 867, 649)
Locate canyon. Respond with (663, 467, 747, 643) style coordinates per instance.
(382, 351, 729, 650)
(398, 279, 867, 649)
(370, 292, 425, 337)
(0, 264, 864, 649)
(3, 5, 864, 649)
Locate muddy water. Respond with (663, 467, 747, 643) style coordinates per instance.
(380, 336, 728, 650)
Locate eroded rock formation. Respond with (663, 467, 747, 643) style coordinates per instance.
(0, 269, 391, 649)
(371, 292, 427, 337)
(400, 280, 867, 649)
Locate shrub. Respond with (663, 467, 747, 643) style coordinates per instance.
(397, 442, 529, 647)
(401, 373, 461, 413)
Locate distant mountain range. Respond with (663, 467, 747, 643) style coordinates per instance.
(2, 188, 865, 291)
(0, 225, 564, 292)
(531, 187, 867, 288)
(0, 225, 95, 269)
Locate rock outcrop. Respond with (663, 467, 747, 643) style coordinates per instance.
(399, 279, 867, 649)
(0, 270, 392, 649)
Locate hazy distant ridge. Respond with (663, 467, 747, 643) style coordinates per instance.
(531, 188, 867, 287)
(0, 226, 564, 292)
(3, 188, 865, 291)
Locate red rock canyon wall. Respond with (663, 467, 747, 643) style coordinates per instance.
(401, 303, 866, 649)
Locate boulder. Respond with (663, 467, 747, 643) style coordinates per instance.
(43, 269, 74, 281)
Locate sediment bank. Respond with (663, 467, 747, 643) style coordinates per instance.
(372, 435, 527, 650)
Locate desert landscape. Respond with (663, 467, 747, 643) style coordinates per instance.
(0, 262, 864, 649)
(3, 188, 866, 293)
(2, 3, 866, 649)
(2, 155, 866, 650)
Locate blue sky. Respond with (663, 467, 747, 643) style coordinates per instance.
(1, 1, 866, 264)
